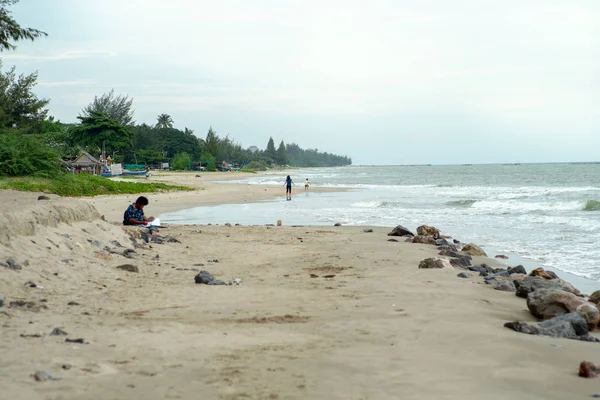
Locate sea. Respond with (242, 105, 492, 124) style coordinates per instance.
(161, 164, 600, 292)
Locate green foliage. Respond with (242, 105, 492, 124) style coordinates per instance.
(204, 127, 219, 158)
(171, 152, 191, 170)
(81, 89, 135, 126)
(0, 61, 49, 132)
(156, 127, 202, 161)
(0, 173, 193, 197)
(286, 142, 351, 167)
(276, 140, 288, 165)
(136, 149, 164, 165)
(155, 113, 173, 129)
(200, 152, 216, 171)
(0, 0, 47, 52)
(265, 137, 276, 161)
(0, 131, 60, 177)
(241, 160, 267, 172)
(69, 111, 133, 156)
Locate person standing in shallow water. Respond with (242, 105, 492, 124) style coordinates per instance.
(284, 175, 294, 200)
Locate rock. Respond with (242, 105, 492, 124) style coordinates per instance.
(491, 280, 516, 292)
(67, 301, 80, 306)
(208, 280, 226, 285)
(505, 313, 599, 342)
(387, 239, 399, 242)
(438, 244, 459, 252)
(450, 256, 472, 268)
(387, 225, 415, 237)
(527, 289, 600, 330)
(50, 328, 68, 336)
(589, 291, 600, 305)
(410, 235, 437, 245)
(5, 256, 22, 270)
(0, 296, 3, 307)
(33, 370, 59, 382)
(435, 238, 449, 246)
(495, 254, 509, 259)
(457, 272, 471, 278)
(418, 257, 453, 270)
(117, 264, 139, 273)
(461, 243, 487, 257)
(225, 223, 232, 227)
(65, 338, 86, 344)
(439, 249, 472, 259)
(580, 361, 599, 378)
(37, 195, 51, 201)
(230, 278, 243, 286)
(416, 225, 440, 238)
(530, 267, 559, 280)
(469, 265, 492, 274)
(110, 240, 123, 248)
(94, 251, 113, 261)
(514, 276, 581, 298)
(334, 223, 342, 227)
(507, 265, 527, 275)
(362, 229, 373, 233)
(195, 270, 216, 284)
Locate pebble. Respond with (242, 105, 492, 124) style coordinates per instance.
(457, 272, 471, 279)
(362, 229, 373, 233)
(37, 195, 51, 201)
(33, 370, 59, 381)
(0, 296, 3, 307)
(65, 338, 87, 344)
(117, 264, 139, 273)
(50, 328, 68, 336)
(67, 301, 80, 306)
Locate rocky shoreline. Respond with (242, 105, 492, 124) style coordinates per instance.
(389, 223, 600, 376)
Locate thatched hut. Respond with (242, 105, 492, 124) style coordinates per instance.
(69, 151, 102, 175)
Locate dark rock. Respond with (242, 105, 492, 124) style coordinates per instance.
(37, 195, 51, 201)
(0, 296, 3, 307)
(469, 265, 493, 274)
(515, 276, 581, 299)
(438, 244, 459, 252)
(5, 257, 22, 270)
(334, 223, 342, 227)
(453, 239, 460, 244)
(527, 289, 600, 330)
(225, 223, 232, 227)
(507, 265, 527, 275)
(67, 301, 80, 306)
(387, 239, 399, 242)
(208, 280, 226, 285)
(362, 229, 373, 233)
(457, 272, 471, 278)
(25, 281, 37, 288)
(122, 249, 136, 259)
(461, 243, 487, 256)
(117, 264, 139, 273)
(495, 254, 509, 259)
(110, 240, 123, 248)
(50, 328, 68, 336)
(505, 313, 599, 342)
(166, 236, 181, 243)
(195, 270, 216, 284)
(450, 256, 472, 268)
(491, 280, 516, 292)
(439, 249, 472, 259)
(87, 240, 102, 248)
(589, 291, 600, 305)
(65, 338, 86, 344)
(418, 257, 453, 269)
(61, 234, 70, 239)
(435, 238, 449, 246)
(580, 361, 598, 378)
(416, 225, 440, 238)
(387, 225, 415, 237)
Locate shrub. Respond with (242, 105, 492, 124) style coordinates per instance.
(171, 152, 191, 170)
(0, 132, 60, 177)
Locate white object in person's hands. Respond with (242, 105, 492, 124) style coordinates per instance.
(143, 218, 160, 227)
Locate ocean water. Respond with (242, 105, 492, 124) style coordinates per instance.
(161, 164, 600, 287)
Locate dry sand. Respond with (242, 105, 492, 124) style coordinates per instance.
(0, 175, 598, 400)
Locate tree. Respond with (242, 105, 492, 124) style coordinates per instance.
(265, 137, 276, 160)
(204, 126, 219, 160)
(0, 61, 49, 132)
(0, 131, 59, 176)
(156, 127, 202, 161)
(155, 113, 173, 129)
(69, 111, 133, 156)
(0, 0, 47, 52)
(276, 140, 287, 165)
(171, 152, 191, 170)
(81, 89, 134, 126)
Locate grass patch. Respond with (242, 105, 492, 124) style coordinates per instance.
(0, 174, 193, 197)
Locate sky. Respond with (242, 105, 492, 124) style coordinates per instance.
(3, 0, 599, 165)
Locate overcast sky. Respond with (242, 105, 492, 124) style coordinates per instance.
(4, 0, 599, 165)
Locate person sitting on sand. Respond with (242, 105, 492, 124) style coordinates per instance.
(123, 196, 159, 235)
(305, 178, 309, 191)
(284, 175, 294, 200)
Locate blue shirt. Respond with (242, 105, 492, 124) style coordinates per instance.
(285, 177, 292, 186)
(123, 204, 144, 225)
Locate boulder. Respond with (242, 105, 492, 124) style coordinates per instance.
(438, 244, 459, 252)
(435, 238, 449, 246)
(589, 290, 600, 305)
(469, 264, 494, 274)
(410, 235, 437, 245)
(194, 271, 226, 285)
(579, 361, 599, 378)
(527, 289, 600, 330)
(514, 276, 581, 298)
(439, 249, 472, 259)
(457, 272, 471, 279)
(507, 265, 527, 275)
(418, 258, 453, 270)
(529, 267, 559, 280)
(387, 225, 415, 237)
(505, 313, 599, 342)
(491, 280, 516, 292)
(461, 243, 487, 257)
(416, 225, 440, 238)
(450, 256, 472, 268)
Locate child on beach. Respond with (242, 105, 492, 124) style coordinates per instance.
(123, 196, 160, 234)
(305, 178, 309, 191)
(284, 175, 294, 200)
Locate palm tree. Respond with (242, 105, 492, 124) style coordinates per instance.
(155, 114, 173, 129)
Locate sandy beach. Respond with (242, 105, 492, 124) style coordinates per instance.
(1, 173, 599, 400)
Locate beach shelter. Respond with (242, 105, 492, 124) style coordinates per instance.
(69, 151, 102, 175)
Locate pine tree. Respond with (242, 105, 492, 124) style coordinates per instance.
(265, 137, 276, 161)
(276, 140, 288, 165)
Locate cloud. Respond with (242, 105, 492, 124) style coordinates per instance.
(38, 80, 95, 87)
(3, 49, 116, 62)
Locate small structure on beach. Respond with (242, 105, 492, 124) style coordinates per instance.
(68, 151, 102, 175)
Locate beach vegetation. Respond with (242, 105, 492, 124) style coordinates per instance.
(171, 152, 191, 170)
(69, 111, 133, 157)
(155, 113, 174, 129)
(81, 89, 135, 126)
(0, 0, 47, 51)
